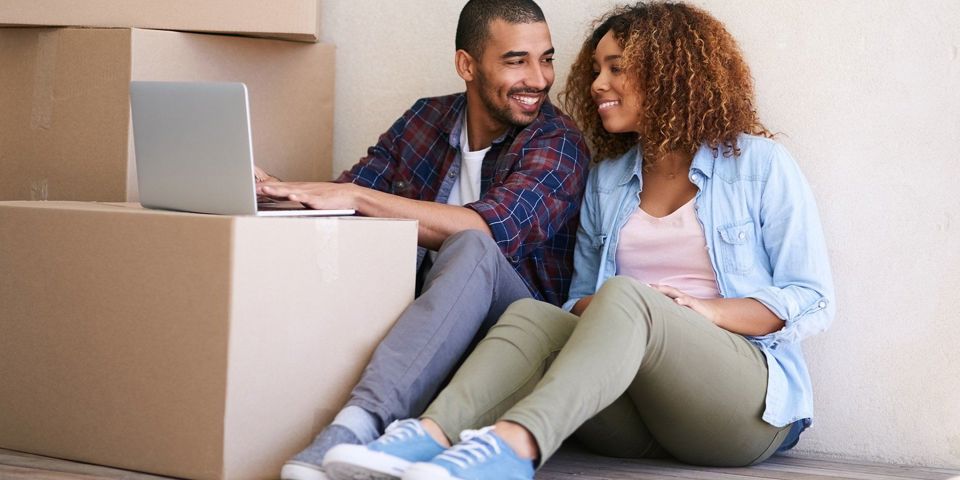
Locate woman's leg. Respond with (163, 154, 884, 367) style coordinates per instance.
(573, 394, 667, 459)
(420, 298, 579, 443)
(500, 276, 789, 466)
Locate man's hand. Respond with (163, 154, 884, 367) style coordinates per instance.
(257, 181, 361, 211)
(254, 166, 280, 183)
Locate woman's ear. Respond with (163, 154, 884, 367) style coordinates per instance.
(455, 49, 476, 82)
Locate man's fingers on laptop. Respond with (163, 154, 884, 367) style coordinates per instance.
(254, 166, 278, 183)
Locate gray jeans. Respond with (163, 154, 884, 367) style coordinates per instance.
(347, 230, 531, 429)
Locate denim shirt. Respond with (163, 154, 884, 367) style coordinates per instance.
(562, 134, 835, 428)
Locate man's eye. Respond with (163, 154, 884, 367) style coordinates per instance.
(543, 57, 555, 64)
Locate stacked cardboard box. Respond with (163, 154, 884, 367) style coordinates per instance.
(0, 0, 334, 201)
(0, 5, 414, 480)
(0, 202, 417, 479)
(0, 0, 321, 42)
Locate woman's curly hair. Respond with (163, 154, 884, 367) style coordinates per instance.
(560, 2, 771, 164)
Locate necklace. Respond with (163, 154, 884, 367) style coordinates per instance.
(644, 152, 693, 180)
(650, 168, 685, 180)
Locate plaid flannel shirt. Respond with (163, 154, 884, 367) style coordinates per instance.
(336, 93, 590, 306)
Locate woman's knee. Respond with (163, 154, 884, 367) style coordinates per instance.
(487, 299, 577, 350)
(595, 276, 665, 312)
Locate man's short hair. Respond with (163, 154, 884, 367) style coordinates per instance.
(455, 0, 546, 58)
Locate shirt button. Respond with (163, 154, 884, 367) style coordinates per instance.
(818, 301, 827, 308)
(738, 231, 746, 240)
(448, 172, 457, 178)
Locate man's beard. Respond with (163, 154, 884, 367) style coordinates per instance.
(476, 69, 549, 129)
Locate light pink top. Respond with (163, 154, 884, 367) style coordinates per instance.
(615, 198, 721, 299)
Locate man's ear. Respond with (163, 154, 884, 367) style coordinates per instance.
(455, 49, 476, 82)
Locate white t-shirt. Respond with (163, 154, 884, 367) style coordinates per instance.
(447, 116, 490, 207)
(430, 117, 491, 263)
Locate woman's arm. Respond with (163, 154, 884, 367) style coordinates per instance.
(562, 168, 604, 313)
(746, 144, 835, 344)
(650, 285, 783, 336)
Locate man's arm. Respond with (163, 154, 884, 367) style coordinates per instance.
(259, 97, 493, 249)
(464, 127, 589, 260)
(258, 181, 490, 250)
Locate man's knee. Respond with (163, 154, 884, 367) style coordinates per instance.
(437, 229, 500, 262)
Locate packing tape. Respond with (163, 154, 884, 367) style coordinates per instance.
(31, 30, 57, 131)
(314, 219, 340, 284)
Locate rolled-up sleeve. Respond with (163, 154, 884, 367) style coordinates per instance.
(467, 128, 589, 260)
(748, 144, 835, 346)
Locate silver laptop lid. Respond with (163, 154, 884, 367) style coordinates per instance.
(130, 81, 258, 215)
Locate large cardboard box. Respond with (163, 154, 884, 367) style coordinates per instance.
(0, 0, 320, 42)
(0, 28, 335, 202)
(0, 202, 417, 480)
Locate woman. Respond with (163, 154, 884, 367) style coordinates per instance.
(322, 3, 835, 479)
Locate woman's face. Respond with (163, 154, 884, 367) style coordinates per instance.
(591, 31, 643, 134)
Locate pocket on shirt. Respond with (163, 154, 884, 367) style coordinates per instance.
(717, 220, 756, 274)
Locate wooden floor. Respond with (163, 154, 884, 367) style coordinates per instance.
(3, 446, 959, 480)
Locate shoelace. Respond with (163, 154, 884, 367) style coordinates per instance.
(434, 426, 501, 469)
(378, 419, 426, 444)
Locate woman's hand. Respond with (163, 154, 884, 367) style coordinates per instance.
(650, 284, 719, 323)
(650, 284, 784, 336)
(571, 295, 593, 316)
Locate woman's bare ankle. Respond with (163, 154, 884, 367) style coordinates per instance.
(420, 418, 452, 448)
(493, 421, 540, 461)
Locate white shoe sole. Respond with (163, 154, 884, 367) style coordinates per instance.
(323, 444, 411, 480)
(401, 463, 462, 480)
(281, 461, 330, 480)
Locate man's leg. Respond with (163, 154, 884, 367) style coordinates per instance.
(283, 230, 530, 479)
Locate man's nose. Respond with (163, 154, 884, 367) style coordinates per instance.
(526, 63, 550, 91)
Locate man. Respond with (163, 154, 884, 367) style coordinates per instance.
(263, 1, 589, 478)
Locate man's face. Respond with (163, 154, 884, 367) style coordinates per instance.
(472, 19, 555, 129)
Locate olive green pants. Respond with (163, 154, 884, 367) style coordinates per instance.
(421, 276, 791, 466)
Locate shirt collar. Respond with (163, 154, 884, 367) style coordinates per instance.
(617, 142, 716, 186)
(618, 145, 644, 186)
(690, 143, 716, 178)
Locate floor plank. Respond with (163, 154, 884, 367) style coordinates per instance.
(2, 446, 959, 480)
(0, 449, 170, 480)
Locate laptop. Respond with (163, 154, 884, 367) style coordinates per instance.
(129, 81, 354, 217)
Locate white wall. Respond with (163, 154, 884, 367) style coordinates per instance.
(319, 0, 960, 469)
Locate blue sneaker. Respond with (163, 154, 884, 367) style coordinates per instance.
(323, 419, 446, 480)
(401, 427, 535, 480)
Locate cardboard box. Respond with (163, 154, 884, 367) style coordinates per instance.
(0, 0, 320, 42)
(0, 202, 417, 480)
(0, 28, 335, 202)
